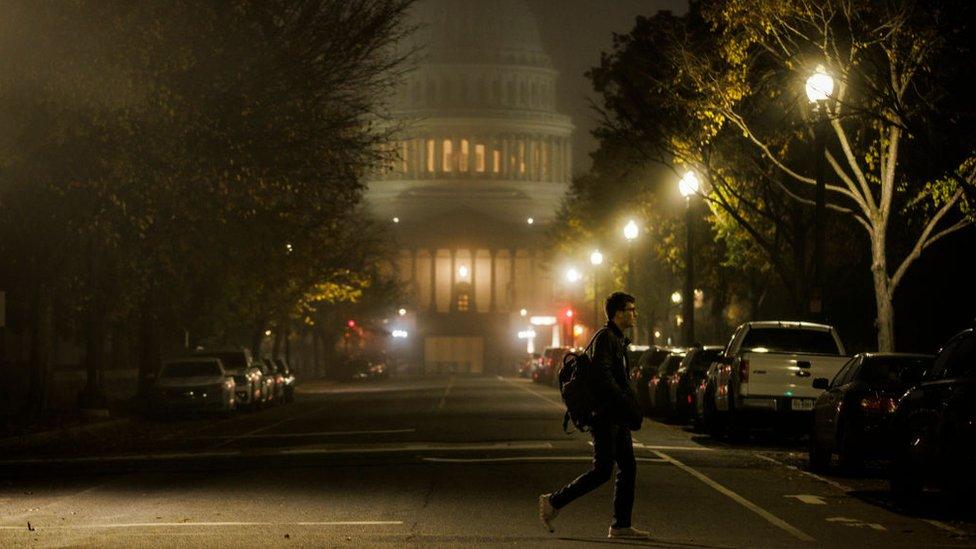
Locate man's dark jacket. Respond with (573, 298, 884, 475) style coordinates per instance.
(588, 321, 642, 430)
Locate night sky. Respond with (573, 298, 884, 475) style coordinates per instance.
(526, 0, 689, 174)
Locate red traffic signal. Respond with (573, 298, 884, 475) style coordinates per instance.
(347, 319, 357, 328)
(564, 309, 574, 319)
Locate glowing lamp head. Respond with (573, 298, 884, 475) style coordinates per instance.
(397, 308, 406, 316)
(347, 319, 357, 329)
(590, 250, 604, 266)
(565, 267, 582, 283)
(565, 309, 575, 319)
(526, 217, 535, 225)
(519, 308, 528, 317)
(805, 65, 834, 103)
(679, 171, 700, 198)
(623, 220, 639, 241)
(671, 291, 683, 304)
(458, 265, 470, 280)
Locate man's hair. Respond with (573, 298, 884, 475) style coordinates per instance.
(605, 292, 636, 320)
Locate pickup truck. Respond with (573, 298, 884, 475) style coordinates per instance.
(710, 321, 849, 434)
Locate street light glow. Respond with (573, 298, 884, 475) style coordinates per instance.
(679, 171, 700, 198)
(392, 216, 400, 223)
(623, 220, 639, 241)
(805, 65, 834, 103)
(526, 217, 535, 225)
(671, 291, 683, 304)
(565, 267, 582, 283)
(590, 250, 604, 266)
(458, 265, 469, 280)
(520, 308, 528, 317)
(392, 329, 408, 339)
(398, 308, 407, 316)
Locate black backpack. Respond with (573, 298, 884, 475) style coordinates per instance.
(557, 329, 605, 433)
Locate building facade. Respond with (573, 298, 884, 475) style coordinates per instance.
(367, 0, 573, 374)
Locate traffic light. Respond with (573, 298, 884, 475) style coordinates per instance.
(564, 308, 574, 319)
(347, 319, 357, 329)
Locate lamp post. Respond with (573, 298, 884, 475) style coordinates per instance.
(678, 171, 700, 347)
(590, 250, 604, 329)
(623, 220, 639, 294)
(805, 65, 834, 321)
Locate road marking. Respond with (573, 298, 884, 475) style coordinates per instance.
(437, 376, 455, 411)
(0, 521, 403, 530)
(785, 494, 827, 505)
(196, 428, 416, 439)
(208, 405, 330, 449)
(652, 450, 815, 542)
(827, 517, 886, 531)
(281, 441, 555, 455)
(421, 456, 668, 464)
(924, 519, 969, 536)
(594, 441, 713, 452)
(753, 453, 853, 492)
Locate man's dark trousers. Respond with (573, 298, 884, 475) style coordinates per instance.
(548, 422, 636, 528)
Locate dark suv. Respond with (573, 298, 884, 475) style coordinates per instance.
(889, 328, 976, 496)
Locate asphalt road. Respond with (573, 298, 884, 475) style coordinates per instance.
(1, 375, 973, 548)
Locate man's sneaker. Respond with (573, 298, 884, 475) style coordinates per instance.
(538, 494, 558, 533)
(608, 526, 651, 539)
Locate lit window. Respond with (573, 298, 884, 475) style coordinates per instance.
(426, 139, 435, 172)
(442, 140, 453, 172)
(492, 150, 501, 173)
(457, 293, 470, 312)
(475, 144, 485, 173)
(518, 141, 526, 174)
(541, 142, 549, 179)
(459, 139, 469, 172)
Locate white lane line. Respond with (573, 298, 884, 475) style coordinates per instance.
(785, 494, 827, 505)
(197, 429, 416, 439)
(0, 521, 403, 530)
(753, 453, 853, 492)
(924, 519, 969, 536)
(436, 376, 455, 411)
(281, 441, 555, 455)
(209, 405, 330, 450)
(422, 456, 668, 464)
(652, 450, 815, 542)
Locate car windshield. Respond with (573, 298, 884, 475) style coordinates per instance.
(196, 352, 247, 371)
(161, 361, 222, 378)
(660, 355, 686, 375)
(689, 349, 723, 371)
(741, 328, 841, 355)
(857, 356, 932, 383)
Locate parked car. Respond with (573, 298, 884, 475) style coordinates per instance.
(193, 349, 264, 410)
(630, 346, 672, 415)
(647, 350, 687, 416)
(889, 328, 976, 496)
(150, 358, 236, 416)
(670, 346, 724, 422)
(708, 321, 849, 436)
(535, 347, 571, 385)
(259, 358, 286, 404)
(808, 353, 932, 471)
(517, 353, 541, 378)
(271, 357, 297, 403)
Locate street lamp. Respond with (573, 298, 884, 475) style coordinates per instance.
(806, 65, 834, 321)
(679, 171, 700, 346)
(623, 220, 639, 294)
(565, 267, 582, 284)
(590, 250, 604, 328)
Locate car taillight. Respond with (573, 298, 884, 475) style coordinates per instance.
(860, 396, 897, 413)
(686, 394, 693, 404)
(739, 359, 749, 383)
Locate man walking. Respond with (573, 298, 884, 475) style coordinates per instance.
(539, 292, 650, 539)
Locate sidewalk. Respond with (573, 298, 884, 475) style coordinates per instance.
(0, 407, 132, 450)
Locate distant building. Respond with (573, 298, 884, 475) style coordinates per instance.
(367, 0, 574, 374)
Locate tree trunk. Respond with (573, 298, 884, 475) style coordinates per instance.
(137, 293, 161, 397)
(25, 283, 53, 417)
(311, 326, 321, 378)
(79, 305, 108, 410)
(250, 319, 266, 359)
(870, 235, 895, 352)
(271, 318, 284, 358)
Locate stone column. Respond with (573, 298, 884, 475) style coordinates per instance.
(449, 248, 457, 312)
(469, 248, 477, 312)
(428, 248, 437, 311)
(489, 249, 498, 313)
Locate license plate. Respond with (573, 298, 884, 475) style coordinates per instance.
(791, 399, 815, 411)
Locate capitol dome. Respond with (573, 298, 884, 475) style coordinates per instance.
(406, 0, 552, 69)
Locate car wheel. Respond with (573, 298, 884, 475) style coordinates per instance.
(725, 390, 746, 442)
(808, 435, 831, 472)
